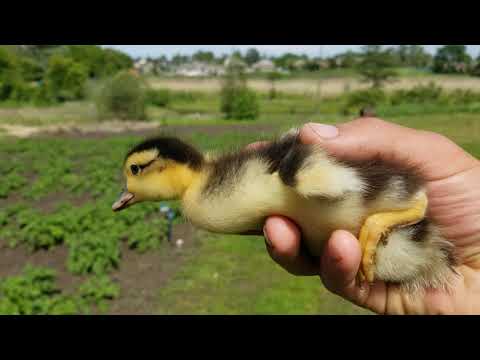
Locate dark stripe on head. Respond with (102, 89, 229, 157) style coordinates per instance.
(126, 137, 204, 170)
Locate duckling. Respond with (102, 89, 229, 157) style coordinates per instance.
(112, 130, 458, 293)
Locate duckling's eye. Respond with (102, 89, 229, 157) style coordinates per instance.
(131, 165, 140, 175)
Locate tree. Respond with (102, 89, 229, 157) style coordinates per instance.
(66, 45, 132, 78)
(396, 45, 433, 68)
(44, 55, 88, 101)
(244, 48, 261, 66)
(303, 60, 320, 72)
(273, 53, 305, 71)
(171, 54, 190, 66)
(220, 64, 259, 120)
(357, 45, 398, 88)
(433, 45, 472, 74)
(337, 51, 361, 68)
(0, 47, 21, 100)
(266, 71, 282, 99)
(472, 55, 480, 77)
(192, 51, 215, 63)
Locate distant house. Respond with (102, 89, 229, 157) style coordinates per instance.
(293, 59, 307, 70)
(251, 59, 276, 73)
(224, 56, 247, 70)
(134, 58, 156, 75)
(175, 62, 225, 77)
(318, 60, 330, 69)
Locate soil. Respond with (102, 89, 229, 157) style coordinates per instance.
(0, 222, 198, 315)
(0, 120, 274, 314)
(0, 121, 278, 140)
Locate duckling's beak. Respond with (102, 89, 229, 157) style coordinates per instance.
(112, 191, 135, 212)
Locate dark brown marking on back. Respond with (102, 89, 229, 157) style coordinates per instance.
(337, 157, 423, 202)
(202, 132, 310, 196)
(410, 219, 429, 242)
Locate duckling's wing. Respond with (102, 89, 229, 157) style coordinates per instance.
(263, 132, 364, 200)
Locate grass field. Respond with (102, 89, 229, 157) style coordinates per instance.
(149, 74, 480, 96)
(1, 77, 480, 314)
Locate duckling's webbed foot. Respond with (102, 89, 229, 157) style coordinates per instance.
(357, 193, 429, 283)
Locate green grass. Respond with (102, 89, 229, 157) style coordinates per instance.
(0, 91, 479, 315)
(157, 233, 370, 315)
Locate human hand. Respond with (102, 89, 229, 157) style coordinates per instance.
(262, 118, 480, 315)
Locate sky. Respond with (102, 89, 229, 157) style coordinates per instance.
(102, 45, 480, 59)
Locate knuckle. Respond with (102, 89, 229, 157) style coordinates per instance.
(422, 131, 450, 145)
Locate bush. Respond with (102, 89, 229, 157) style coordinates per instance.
(96, 71, 147, 121)
(44, 55, 88, 102)
(343, 87, 387, 114)
(228, 88, 260, 120)
(390, 82, 443, 105)
(220, 66, 259, 120)
(145, 88, 170, 107)
(448, 89, 480, 105)
(169, 91, 198, 103)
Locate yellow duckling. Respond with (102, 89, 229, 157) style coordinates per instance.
(112, 130, 458, 292)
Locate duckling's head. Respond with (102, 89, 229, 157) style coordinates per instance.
(112, 137, 204, 212)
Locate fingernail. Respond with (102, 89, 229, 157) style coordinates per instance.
(308, 123, 339, 139)
(263, 227, 273, 248)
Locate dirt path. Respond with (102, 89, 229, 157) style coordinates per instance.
(0, 121, 278, 140)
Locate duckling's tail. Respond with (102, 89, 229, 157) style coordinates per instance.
(375, 219, 459, 293)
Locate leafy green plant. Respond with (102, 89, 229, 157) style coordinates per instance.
(77, 276, 120, 313)
(127, 217, 168, 253)
(0, 265, 82, 315)
(0, 172, 27, 198)
(67, 234, 121, 275)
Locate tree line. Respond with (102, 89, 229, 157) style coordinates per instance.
(0, 45, 132, 104)
(158, 45, 480, 76)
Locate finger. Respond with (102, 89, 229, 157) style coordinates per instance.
(320, 230, 362, 297)
(320, 230, 412, 315)
(299, 118, 478, 181)
(263, 216, 319, 276)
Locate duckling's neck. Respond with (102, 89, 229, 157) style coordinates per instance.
(169, 164, 203, 199)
